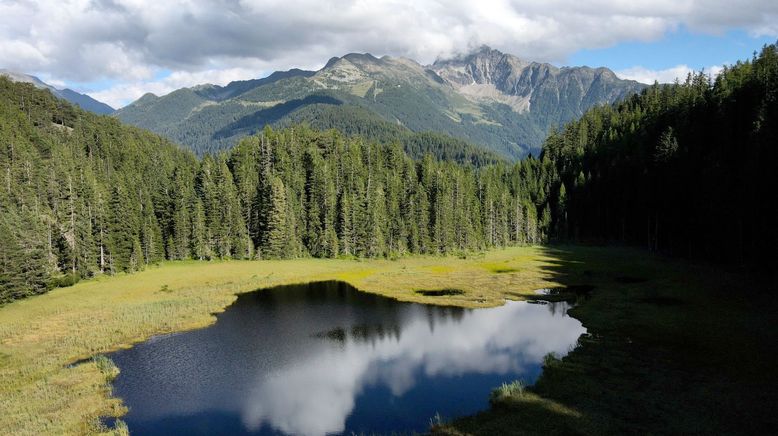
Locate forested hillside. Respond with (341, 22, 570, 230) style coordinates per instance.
(0, 78, 198, 302)
(279, 103, 505, 165)
(7, 42, 770, 304)
(0, 69, 114, 114)
(544, 43, 777, 262)
(0, 78, 558, 303)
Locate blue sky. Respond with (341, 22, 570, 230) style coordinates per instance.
(569, 27, 775, 70)
(568, 27, 776, 83)
(2, 0, 776, 108)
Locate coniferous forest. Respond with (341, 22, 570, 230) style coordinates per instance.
(0, 76, 556, 303)
(2, 43, 776, 304)
(543, 43, 777, 263)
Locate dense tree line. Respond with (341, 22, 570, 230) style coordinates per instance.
(4, 44, 772, 305)
(221, 127, 554, 261)
(543, 43, 777, 262)
(0, 78, 199, 302)
(0, 78, 556, 303)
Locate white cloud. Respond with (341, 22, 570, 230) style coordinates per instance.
(616, 64, 725, 83)
(1, 0, 775, 106)
(88, 65, 274, 108)
(238, 300, 584, 436)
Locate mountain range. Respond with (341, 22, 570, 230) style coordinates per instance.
(0, 69, 114, 115)
(115, 47, 645, 159)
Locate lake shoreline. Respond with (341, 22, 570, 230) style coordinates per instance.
(0, 246, 561, 434)
(435, 249, 778, 435)
(1, 245, 774, 435)
(106, 281, 584, 435)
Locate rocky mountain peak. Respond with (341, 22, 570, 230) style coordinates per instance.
(430, 46, 532, 90)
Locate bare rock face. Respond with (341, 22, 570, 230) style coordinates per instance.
(432, 46, 530, 90)
(430, 46, 642, 115)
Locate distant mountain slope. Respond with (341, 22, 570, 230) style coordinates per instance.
(278, 103, 506, 165)
(0, 69, 114, 114)
(116, 47, 644, 159)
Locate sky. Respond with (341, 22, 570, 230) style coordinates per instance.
(1, 0, 776, 109)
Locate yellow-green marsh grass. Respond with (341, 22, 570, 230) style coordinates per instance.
(0, 246, 562, 435)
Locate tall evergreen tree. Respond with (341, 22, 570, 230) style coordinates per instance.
(260, 176, 288, 259)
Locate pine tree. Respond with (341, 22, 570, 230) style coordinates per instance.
(170, 168, 193, 260)
(366, 184, 387, 257)
(337, 192, 353, 256)
(141, 192, 164, 264)
(261, 176, 288, 258)
(129, 237, 144, 272)
(191, 198, 208, 260)
(107, 183, 140, 272)
(556, 183, 568, 240)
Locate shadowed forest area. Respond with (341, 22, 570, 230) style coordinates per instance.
(543, 44, 778, 263)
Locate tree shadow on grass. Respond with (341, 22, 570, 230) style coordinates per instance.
(437, 244, 778, 435)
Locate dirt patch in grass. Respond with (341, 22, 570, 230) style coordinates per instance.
(415, 289, 466, 297)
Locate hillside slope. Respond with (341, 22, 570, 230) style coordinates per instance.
(0, 76, 558, 303)
(0, 69, 114, 114)
(116, 47, 644, 159)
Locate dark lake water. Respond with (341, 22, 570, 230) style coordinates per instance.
(109, 281, 586, 436)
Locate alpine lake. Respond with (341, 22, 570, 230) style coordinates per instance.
(106, 281, 586, 435)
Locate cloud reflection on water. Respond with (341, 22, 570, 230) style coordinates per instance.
(241, 300, 584, 436)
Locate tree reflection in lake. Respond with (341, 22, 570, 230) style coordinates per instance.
(109, 281, 585, 436)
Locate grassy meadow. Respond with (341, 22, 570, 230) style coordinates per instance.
(0, 246, 563, 435)
(1, 245, 774, 435)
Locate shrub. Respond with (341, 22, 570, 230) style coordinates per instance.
(490, 379, 525, 405)
(54, 273, 80, 288)
(93, 355, 120, 381)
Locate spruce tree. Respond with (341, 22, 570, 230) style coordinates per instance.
(261, 176, 288, 259)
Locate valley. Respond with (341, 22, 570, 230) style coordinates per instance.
(1, 9, 776, 435)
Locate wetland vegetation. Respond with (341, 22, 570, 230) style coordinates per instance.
(1, 246, 775, 435)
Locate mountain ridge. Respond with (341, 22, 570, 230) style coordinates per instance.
(0, 69, 114, 115)
(115, 47, 645, 158)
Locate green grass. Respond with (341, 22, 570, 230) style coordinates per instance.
(2, 245, 775, 435)
(0, 246, 562, 435)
